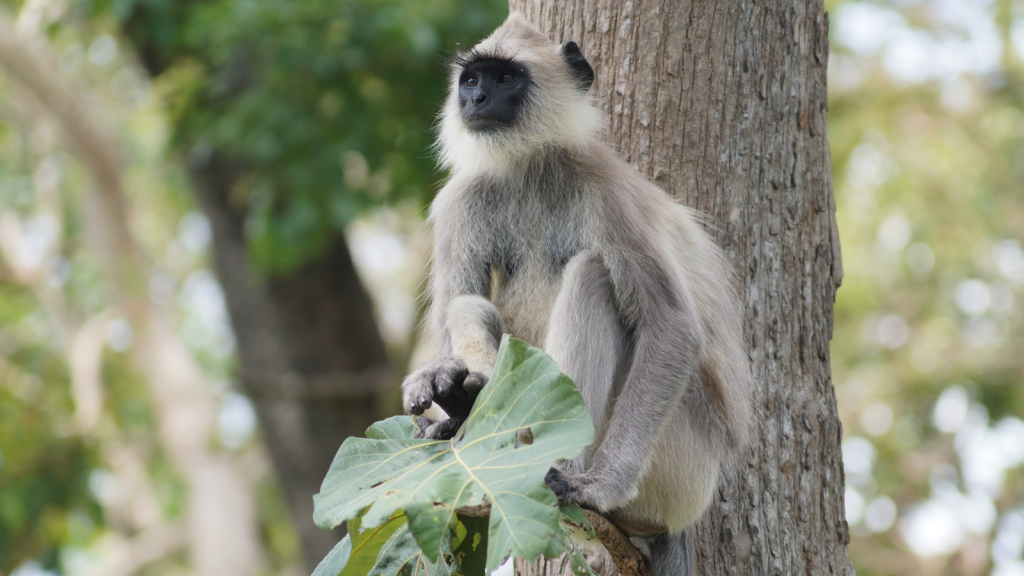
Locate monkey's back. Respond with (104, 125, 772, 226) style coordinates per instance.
(582, 148, 751, 531)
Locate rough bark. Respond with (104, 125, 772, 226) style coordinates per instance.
(507, 1, 852, 575)
(187, 153, 393, 572)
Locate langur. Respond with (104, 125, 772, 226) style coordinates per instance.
(401, 13, 752, 575)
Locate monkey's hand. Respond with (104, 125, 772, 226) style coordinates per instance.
(544, 467, 635, 512)
(401, 356, 489, 418)
(414, 415, 465, 440)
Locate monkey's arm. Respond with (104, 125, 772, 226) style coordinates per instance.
(402, 262, 490, 417)
(423, 185, 492, 357)
(403, 198, 497, 429)
(551, 249, 702, 511)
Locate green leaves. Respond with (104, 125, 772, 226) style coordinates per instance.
(312, 513, 443, 576)
(313, 336, 596, 575)
(120, 0, 509, 273)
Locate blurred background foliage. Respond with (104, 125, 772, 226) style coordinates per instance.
(826, 1, 1024, 575)
(105, 0, 504, 273)
(0, 0, 505, 574)
(0, 0, 1021, 575)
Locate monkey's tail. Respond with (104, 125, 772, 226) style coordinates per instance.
(645, 528, 693, 576)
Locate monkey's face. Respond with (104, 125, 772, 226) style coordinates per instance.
(457, 58, 531, 133)
(435, 13, 603, 173)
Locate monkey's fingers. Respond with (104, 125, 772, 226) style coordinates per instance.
(411, 383, 433, 415)
(402, 357, 477, 416)
(432, 357, 469, 398)
(402, 371, 434, 415)
(462, 372, 488, 394)
(413, 416, 436, 439)
(422, 416, 465, 441)
(433, 382, 474, 418)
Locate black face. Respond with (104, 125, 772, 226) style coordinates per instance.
(458, 58, 530, 132)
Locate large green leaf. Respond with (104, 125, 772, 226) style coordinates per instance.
(549, 505, 597, 576)
(312, 511, 453, 576)
(451, 514, 489, 576)
(313, 336, 595, 574)
(369, 521, 456, 576)
(312, 535, 351, 576)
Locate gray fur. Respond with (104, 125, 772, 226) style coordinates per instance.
(544, 250, 626, 473)
(401, 13, 752, 576)
(646, 530, 693, 575)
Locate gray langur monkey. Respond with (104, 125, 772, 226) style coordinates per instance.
(401, 13, 752, 575)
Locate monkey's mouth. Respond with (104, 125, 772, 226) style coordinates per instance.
(465, 115, 510, 131)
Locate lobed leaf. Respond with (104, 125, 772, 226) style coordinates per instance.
(313, 336, 595, 574)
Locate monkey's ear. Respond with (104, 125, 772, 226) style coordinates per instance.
(561, 41, 595, 91)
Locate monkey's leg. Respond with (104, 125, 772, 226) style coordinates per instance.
(404, 295, 503, 439)
(542, 250, 625, 474)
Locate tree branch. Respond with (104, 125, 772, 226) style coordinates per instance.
(579, 510, 650, 576)
(457, 504, 652, 576)
(0, 15, 140, 297)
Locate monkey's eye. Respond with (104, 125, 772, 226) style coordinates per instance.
(498, 73, 515, 84)
(465, 77, 478, 87)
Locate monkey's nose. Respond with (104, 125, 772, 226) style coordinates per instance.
(472, 92, 487, 104)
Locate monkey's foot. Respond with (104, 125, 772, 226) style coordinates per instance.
(414, 415, 465, 440)
(544, 467, 586, 504)
(545, 468, 638, 512)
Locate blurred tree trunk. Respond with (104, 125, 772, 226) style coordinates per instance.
(112, 15, 395, 574)
(510, 1, 853, 575)
(187, 154, 393, 570)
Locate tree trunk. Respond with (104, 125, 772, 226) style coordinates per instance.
(508, 1, 852, 575)
(187, 153, 393, 572)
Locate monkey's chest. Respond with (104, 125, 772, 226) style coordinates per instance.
(486, 217, 589, 348)
(490, 261, 561, 347)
